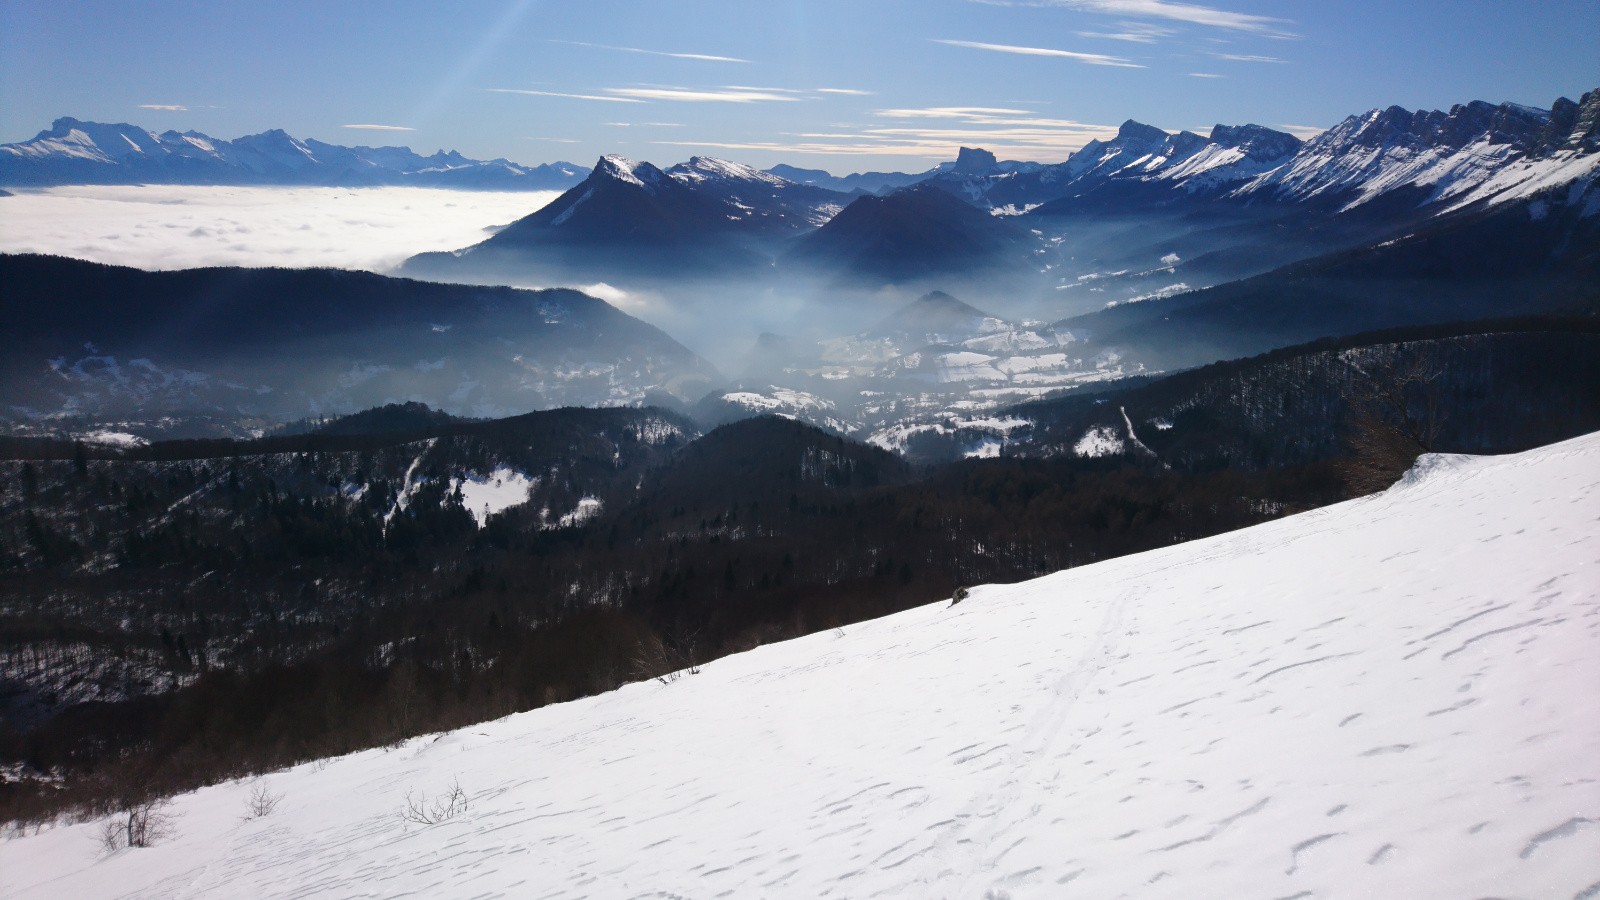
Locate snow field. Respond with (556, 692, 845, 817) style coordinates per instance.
(4, 433, 1598, 898)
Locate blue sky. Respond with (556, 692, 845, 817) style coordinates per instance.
(3, 0, 1596, 172)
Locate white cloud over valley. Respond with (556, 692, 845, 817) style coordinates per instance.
(0, 185, 560, 273)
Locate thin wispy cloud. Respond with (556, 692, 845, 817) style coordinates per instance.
(341, 124, 415, 131)
(817, 88, 874, 96)
(933, 38, 1141, 67)
(973, 0, 1295, 37)
(655, 104, 1122, 161)
(139, 104, 188, 112)
(1074, 30, 1155, 43)
(1074, 21, 1175, 42)
(551, 40, 748, 64)
(877, 106, 1035, 119)
(487, 88, 644, 104)
(1276, 124, 1327, 140)
(1188, 72, 1224, 78)
(1213, 52, 1285, 63)
(605, 86, 802, 103)
(605, 122, 687, 127)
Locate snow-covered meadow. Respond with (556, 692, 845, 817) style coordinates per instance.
(0, 185, 558, 273)
(4, 433, 1597, 898)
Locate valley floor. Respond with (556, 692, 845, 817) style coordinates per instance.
(4, 434, 1598, 898)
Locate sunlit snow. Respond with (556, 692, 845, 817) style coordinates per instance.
(452, 466, 536, 528)
(5, 433, 1596, 897)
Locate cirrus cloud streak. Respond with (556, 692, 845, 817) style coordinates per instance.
(932, 38, 1142, 67)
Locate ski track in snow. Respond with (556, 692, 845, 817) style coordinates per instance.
(5, 434, 1600, 898)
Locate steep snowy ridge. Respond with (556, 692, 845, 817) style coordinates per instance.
(666, 156, 788, 187)
(930, 89, 1598, 219)
(1231, 93, 1599, 213)
(6, 431, 1595, 898)
(593, 154, 663, 190)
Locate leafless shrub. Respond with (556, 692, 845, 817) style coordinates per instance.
(630, 628, 700, 684)
(950, 586, 970, 606)
(242, 782, 283, 820)
(97, 797, 176, 852)
(97, 818, 124, 854)
(400, 778, 469, 826)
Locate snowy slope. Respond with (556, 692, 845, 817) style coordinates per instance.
(6, 433, 1599, 899)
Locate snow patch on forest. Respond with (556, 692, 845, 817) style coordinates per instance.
(451, 466, 536, 528)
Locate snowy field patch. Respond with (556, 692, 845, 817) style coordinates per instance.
(1074, 424, 1125, 457)
(451, 466, 536, 528)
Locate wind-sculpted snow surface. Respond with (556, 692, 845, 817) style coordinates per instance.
(7, 434, 1599, 898)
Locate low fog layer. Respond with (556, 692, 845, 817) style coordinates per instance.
(0, 185, 559, 273)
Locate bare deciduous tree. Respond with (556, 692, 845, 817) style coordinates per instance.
(98, 797, 176, 852)
(1340, 352, 1445, 495)
(630, 627, 701, 685)
(242, 782, 284, 820)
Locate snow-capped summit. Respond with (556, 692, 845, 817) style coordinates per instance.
(666, 155, 788, 187)
(1, 117, 165, 163)
(594, 153, 667, 190)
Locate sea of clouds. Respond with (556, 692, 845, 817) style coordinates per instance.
(0, 185, 559, 273)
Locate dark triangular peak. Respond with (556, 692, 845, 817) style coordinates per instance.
(1113, 119, 1171, 148)
(868, 291, 1001, 339)
(1207, 123, 1302, 160)
(305, 401, 468, 438)
(651, 415, 913, 505)
(478, 154, 729, 246)
(782, 183, 1037, 284)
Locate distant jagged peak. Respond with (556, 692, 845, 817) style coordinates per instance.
(1113, 119, 1170, 147)
(1157, 130, 1208, 160)
(1206, 123, 1302, 160)
(1313, 98, 1556, 153)
(668, 155, 788, 186)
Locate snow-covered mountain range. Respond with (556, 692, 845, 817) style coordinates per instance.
(6, 428, 1594, 898)
(0, 118, 588, 190)
(937, 89, 1600, 220)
